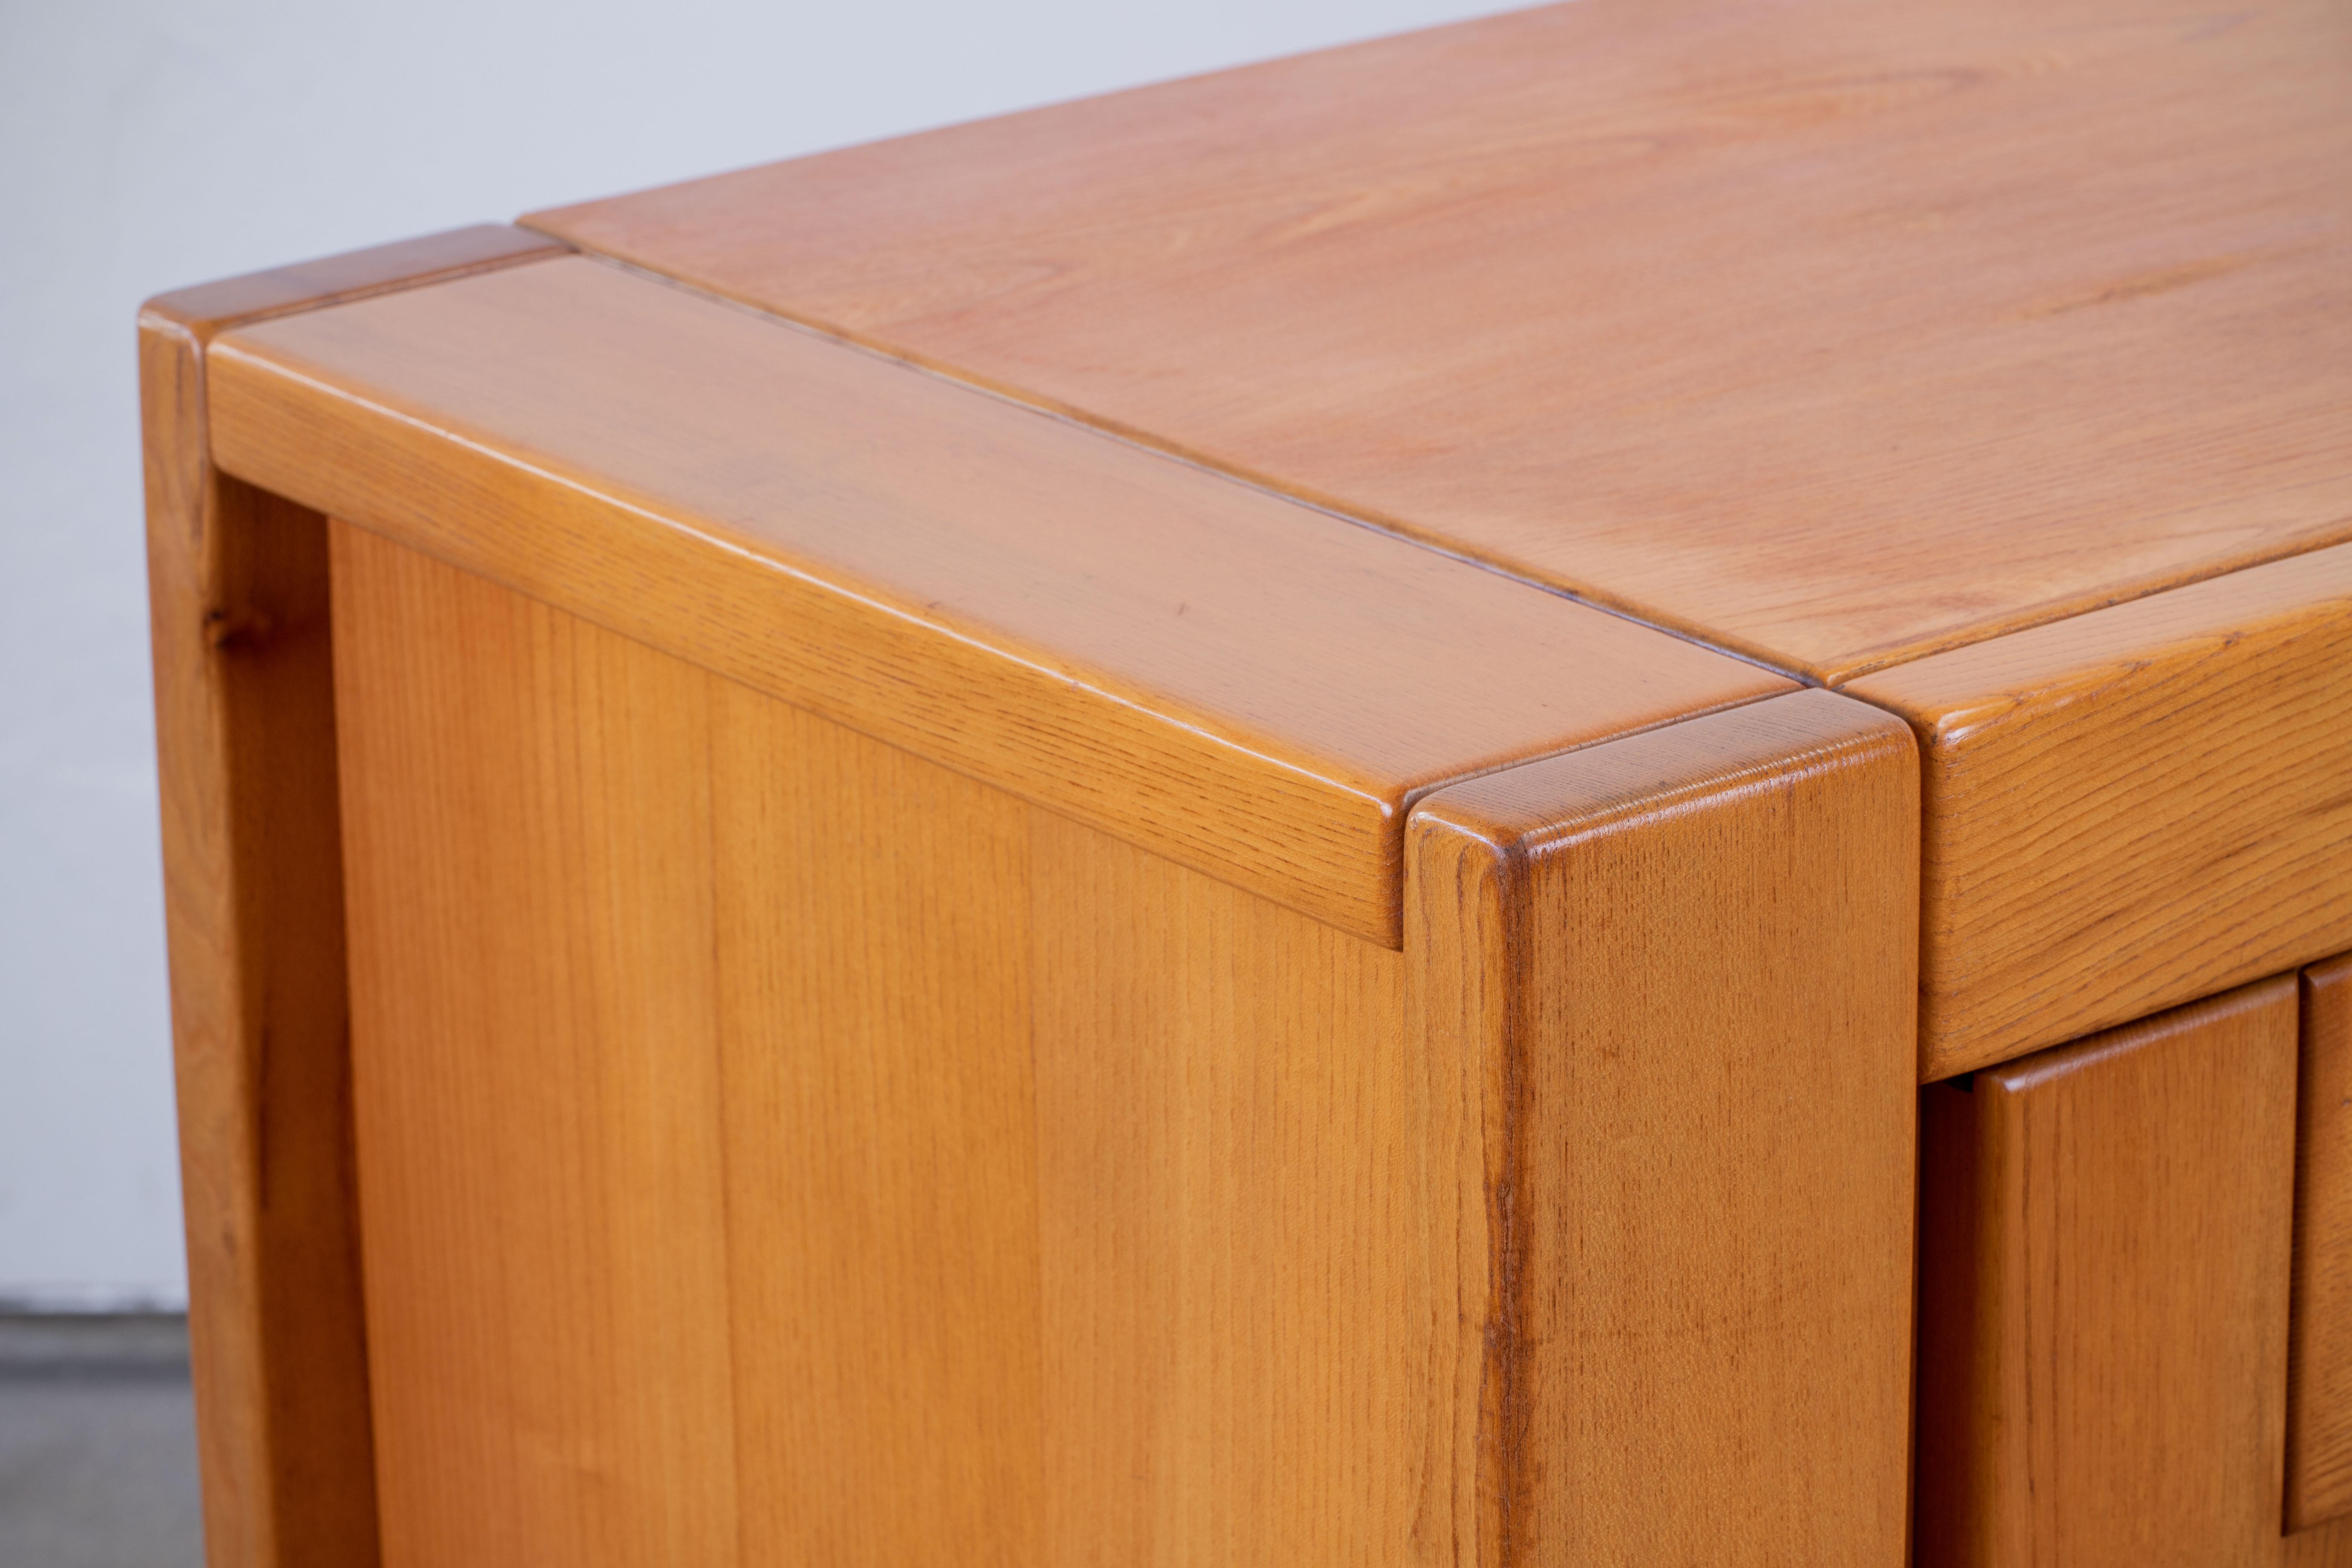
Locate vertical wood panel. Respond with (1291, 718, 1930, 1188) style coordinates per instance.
(706, 702, 1480, 1565)
(141, 226, 561, 1568)
(1914, 977, 2299, 1567)
(332, 524, 739, 1568)
(2292, 952, 2352, 1531)
(1026, 810, 1477, 1566)
(1410, 688, 1920, 1566)
(709, 686, 1044, 1567)
(140, 457, 379, 1568)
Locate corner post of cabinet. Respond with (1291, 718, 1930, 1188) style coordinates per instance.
(1407, 687, 1922, 1566)
(136, 225, 565, 1568)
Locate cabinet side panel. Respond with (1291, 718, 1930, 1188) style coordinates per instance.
(1027, 809, 1481, 1565)
(708, 688, 1045, 1566)
(1914, 978, 2299, 1567)
(2293, 953, 2352, 1531)
(1412, 688, 1919, 1566)
(534, 648, 1454, 1566)
(331, 525, 740, 1568)
(142, 319, 378, 1568)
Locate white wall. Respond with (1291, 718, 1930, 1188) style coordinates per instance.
(0, 0, 1510, 1306)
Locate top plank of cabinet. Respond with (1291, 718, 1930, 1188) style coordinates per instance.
(527, 0, 2352, 685)
(205, 256, 1790, 948)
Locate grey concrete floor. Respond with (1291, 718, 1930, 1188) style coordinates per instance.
(0, 1316, 204, 1568)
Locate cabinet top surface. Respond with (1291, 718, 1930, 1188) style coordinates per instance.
(202, 254, 1790, 945)
(528, 0, 2352, 683)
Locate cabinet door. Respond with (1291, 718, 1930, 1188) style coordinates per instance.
(1916, 977, 2298, 1567)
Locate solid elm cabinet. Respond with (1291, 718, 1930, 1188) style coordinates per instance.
(139, 1, 2351, 1564)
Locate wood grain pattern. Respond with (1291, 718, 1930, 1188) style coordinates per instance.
(709, 688, 1046, 1566)
(329, 528, 1476, 1565)
(1410, 688, 1919, 1564)
(1024, 808, 1465, 1565)
(137, 223, 562, 1568)
(1847, 543, 2352, 1078)
(205, 254, 1788, 946)
(328, 533, 1924, 1563)
(1914, 978, 2300, 1567)
(331, 524, 740, 1568)
(528, 0, 2352, 682)
(714, 702, 1480, 1565)
(2293, 952, 2352, 1532)
(2286, 1511, 2352, 1563)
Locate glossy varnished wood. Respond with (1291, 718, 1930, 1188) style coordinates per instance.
(1410, 689, 1919, 1563)
(204, 254, 1787, 945)
(529, 0, 2352, 683)
(2293, 953, 2352, 1533)
(1848, 545, 2352, 1077)
(136, 224, 563, 1568)
(1915, 979, 2300, 1566)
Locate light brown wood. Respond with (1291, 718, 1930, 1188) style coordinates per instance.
(331, 526, 1476, 1564)
(2285, 1511, 2352, 1564)
(331, 523, 739, 1568)
(1021, 809, 1465, 1564)
(137, 223, 564, 1568)
(204, 253, 1789, 946)
(716, 710, 1475, 1565)
(327, 529, 1922, 1564)
(1914, 977, 2300, 1567)
(2292, 952, 2352, 1532)
(1410, 688, 1919, 1564)
(528, 0, 2352, 684)
(145, 223, 562, 338)
(710, 687, 1046, 1566)
(141, 9, 2352, 1556)
(517, 0, 2352, 1081)
(1847, 545, 2352, 1078)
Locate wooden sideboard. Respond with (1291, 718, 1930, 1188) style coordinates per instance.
(140, 1, 2351, 1563)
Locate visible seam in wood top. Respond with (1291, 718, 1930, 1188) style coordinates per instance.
(524, 237, 1813, 688)
(150, 241, 571, 348)
(525, 225, 2352, 692)
(1826, 512, 2352, 684)
(149, 238, 573, 570)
